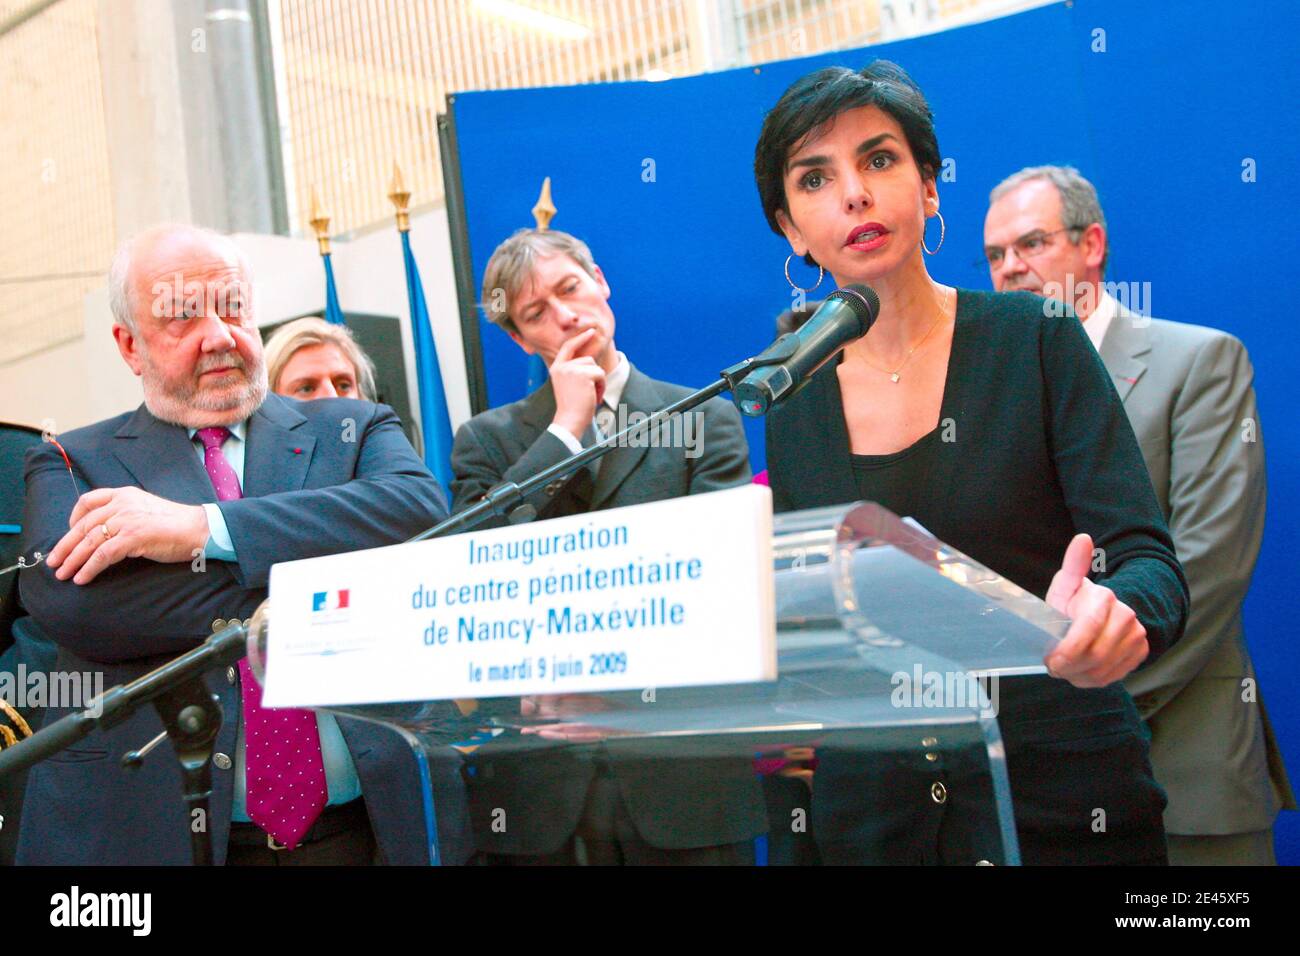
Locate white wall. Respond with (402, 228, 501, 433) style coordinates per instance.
(0, 339, 93, 434)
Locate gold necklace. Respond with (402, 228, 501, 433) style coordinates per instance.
(856, 287, 954, 383)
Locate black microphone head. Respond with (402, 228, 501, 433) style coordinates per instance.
(823, 284, 880, 336)
(732, 283, 881, 418)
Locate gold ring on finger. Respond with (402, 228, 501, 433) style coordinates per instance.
(100, 523, 113, 539)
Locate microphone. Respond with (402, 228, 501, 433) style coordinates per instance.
(733, 284, 880, 416)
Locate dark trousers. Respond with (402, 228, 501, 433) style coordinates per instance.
(477, 766, 755, 866)
(226, 799, 380, 866)
(813, 729, 1169, 866)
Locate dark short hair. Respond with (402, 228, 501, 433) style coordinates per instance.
(754, 60, 941, 244)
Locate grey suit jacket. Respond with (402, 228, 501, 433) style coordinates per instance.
(1100, 306, 1295, 834)
(449, 363, 767, 855)
(451, 363, 752, 523)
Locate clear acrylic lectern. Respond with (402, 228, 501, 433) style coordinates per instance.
(248, 502, 1068, 865)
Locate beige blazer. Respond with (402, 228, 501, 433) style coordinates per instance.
(1100, 306, 1295, 834)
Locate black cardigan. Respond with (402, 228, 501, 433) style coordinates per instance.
(769, 291, 1190, 754)
(766, 289, 1189, 732)
(767, 290, 1189, 864)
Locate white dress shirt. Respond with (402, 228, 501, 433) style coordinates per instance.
(1083, 290, 1118, 352)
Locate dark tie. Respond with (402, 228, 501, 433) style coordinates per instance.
(594, 401, 617, 439)
(194, 426, 327, 849)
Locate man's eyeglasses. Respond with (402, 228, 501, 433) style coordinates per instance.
(981, 226, 1084, 269)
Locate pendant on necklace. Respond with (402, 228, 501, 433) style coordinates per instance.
(890, 373, 900, 383)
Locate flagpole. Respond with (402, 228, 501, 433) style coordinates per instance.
(309, 187, 346, 325)
(388, 163, 424, 460)
(389, 161, 456, 491)
(532, 176, 556, 230)
(525, 177, 556, 390)
(388, 162, 411, 233)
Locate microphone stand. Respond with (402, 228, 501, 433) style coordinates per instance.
(408, 342, 799, 542)
(0, 622, 248, 865)
(0, 338, 801, 864)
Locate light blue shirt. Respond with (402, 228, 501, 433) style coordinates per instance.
(191, 422, 245, 562)
(189, 423, 363, 820)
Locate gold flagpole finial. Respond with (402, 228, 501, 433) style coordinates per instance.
(308, 186, 332, 255)
(388, 161, 412, 233)
(532, 177, 556, 231)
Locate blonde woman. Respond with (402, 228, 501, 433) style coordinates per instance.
(264, 316, 377, 402)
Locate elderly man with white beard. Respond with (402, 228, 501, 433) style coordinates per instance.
(15, 223, 461, 865)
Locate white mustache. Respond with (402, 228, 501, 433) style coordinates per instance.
(195, 353, 247, 375)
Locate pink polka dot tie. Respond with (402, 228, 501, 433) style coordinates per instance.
(196, 426, 327, 849)
(237, 659, 327, 849)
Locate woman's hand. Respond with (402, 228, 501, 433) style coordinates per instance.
(1043, 533, 1149, 688)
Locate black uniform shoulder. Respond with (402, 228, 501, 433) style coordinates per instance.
(958, 288, 1067, 337)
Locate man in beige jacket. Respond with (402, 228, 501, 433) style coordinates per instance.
(984, 165, 1294, 864)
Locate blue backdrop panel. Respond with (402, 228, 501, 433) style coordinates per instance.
(1072, 0, 1300, 865)
(451, 0, 1299, 861)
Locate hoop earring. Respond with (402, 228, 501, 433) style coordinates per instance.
(922, 210, 946, 255)
(784, 254, 825, 293)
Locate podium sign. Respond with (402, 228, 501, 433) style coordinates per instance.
(262, 485, 775, 708)
(249, 499, 1070, 865)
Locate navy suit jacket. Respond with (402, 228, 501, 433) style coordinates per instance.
(16, 394, 471, 865)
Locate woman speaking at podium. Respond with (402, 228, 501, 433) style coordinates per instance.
(753, 61, 1188, 864)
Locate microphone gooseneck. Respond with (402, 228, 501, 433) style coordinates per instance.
(733, 284, 880, 417)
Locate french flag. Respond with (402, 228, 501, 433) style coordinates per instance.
(312, 589, 350, 612)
